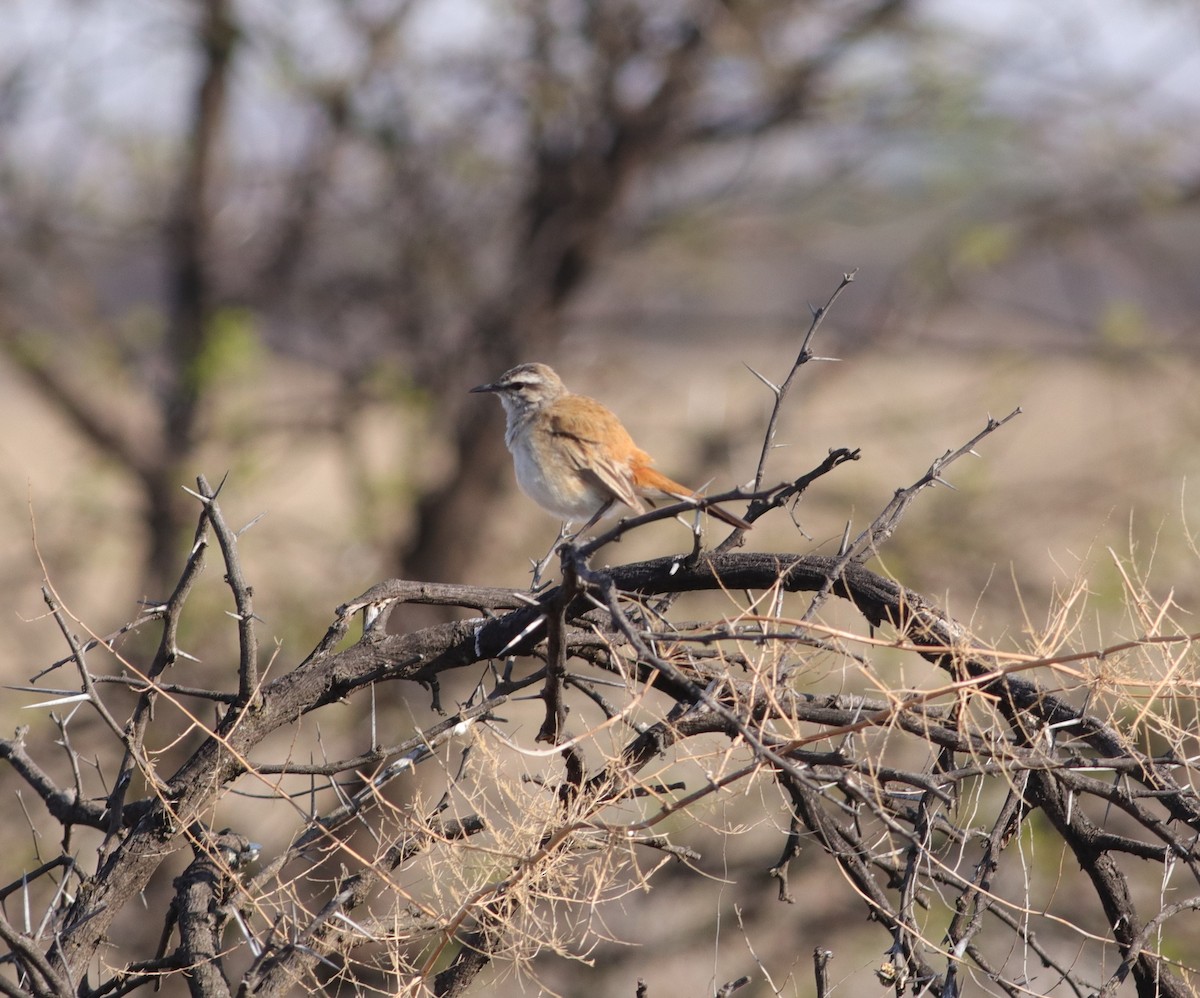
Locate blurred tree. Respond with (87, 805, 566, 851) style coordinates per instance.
(1, 0, 1198, 596)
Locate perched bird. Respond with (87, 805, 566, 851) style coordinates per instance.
(471, 363, 751, 531)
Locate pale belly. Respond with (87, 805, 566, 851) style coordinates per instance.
(510, 440, 611, 522)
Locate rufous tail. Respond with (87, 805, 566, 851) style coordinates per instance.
(634, 466, 751, 530)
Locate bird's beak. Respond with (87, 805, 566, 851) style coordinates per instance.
(469, 381, 498, 394)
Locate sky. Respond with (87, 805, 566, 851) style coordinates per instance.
(4, 0, 1199, 133)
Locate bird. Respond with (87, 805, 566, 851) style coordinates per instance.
(470, 362, 751, 532)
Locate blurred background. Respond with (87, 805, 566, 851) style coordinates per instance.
(2, 0, 1200, 992)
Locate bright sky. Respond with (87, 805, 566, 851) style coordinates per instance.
(1, 0, 1197, 167)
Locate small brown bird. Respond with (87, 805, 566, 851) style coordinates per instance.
(471, 363, 751, 531)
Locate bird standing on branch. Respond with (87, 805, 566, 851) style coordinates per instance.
(471, 363, 751, 533)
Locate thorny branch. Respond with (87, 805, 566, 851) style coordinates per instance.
(8, 494, 1195, 995)
(750, 268, 858, 492)
(4, 276, 1198, 997)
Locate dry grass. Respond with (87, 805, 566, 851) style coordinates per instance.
(4, 327, 1200, 997)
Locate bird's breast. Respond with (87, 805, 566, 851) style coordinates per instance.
(507, 426, 609, 521)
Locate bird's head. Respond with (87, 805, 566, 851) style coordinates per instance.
(470, 362, 567, 418)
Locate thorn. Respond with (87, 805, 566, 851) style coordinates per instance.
(838, 520, 852, 557)
(180, 485, 211, 504)
(290, 944, 340, 973)
(363, 603, 383, 632)
(5, 685, 76, 695)
(499, 614, 546, 656)
(231, 908, 262, 957)
(237, 512, 268, 537)
(742, 363, 780, 395)
(331, 912, 380, 942)
(23, 693, 92, 710)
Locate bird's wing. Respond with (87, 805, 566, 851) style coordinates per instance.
(546, 396, 645, 512)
